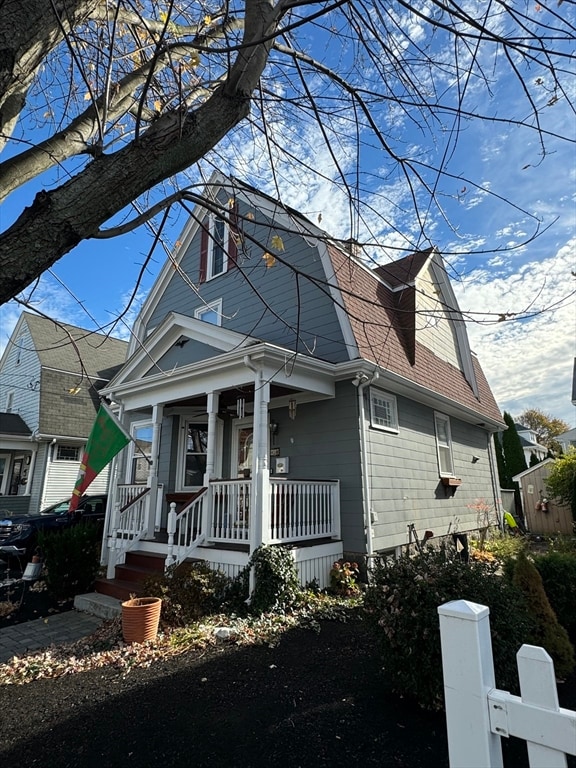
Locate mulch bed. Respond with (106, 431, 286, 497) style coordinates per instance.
(0, 612, 574, 767)
(1, 576, 575, 768)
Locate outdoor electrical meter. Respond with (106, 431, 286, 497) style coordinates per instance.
(275, 457, 290, 474)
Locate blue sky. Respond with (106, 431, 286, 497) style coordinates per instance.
(1, 1, 575, 427)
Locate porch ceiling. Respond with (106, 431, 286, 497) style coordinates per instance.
(166, 383, 297, 410)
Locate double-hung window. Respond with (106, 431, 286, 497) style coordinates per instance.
(434, 412, 454, 476)
(199, 205, 239, 283)
(369, 388, 399, 432)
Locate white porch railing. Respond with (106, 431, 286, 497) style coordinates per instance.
(105, 484, 162, 578)
(268, 479, 340, 543)
(209, 480, 252, 543)
(438, 599, 576, 768)
(166, 490, 206, 569)
(106, 479, 341, 574)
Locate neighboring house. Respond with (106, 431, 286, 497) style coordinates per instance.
(513, 422, 548, 464)
(97, 172, 505, 595)
(513, 461, 573, 536)
(0, 313, 128, 516)
(557, 427, 576, 454)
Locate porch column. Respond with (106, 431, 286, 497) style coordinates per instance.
(146, 404, 163, 538)
(250, 368, 270, 554)
(203, 391, 220, 485)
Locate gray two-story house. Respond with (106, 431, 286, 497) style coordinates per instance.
(97, 172, 505, 593)
(0, 313, 127, 515)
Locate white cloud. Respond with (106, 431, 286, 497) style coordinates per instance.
(454, 238, 576, 425)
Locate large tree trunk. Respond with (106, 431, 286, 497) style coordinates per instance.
(0, 0, 278, 305)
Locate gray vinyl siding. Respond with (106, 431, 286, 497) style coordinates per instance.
(0, 322, 41, 431)
(150, 340, 225, 374)
(147, 198, 349, 363)
(269, 381, 365, 551)
(365, 394, 497, 551)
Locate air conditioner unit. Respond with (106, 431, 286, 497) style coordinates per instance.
(275, 457, 290, 474)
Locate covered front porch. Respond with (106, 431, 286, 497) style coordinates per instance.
(104, 477, 342, 585)
(99, 320, 345, 589)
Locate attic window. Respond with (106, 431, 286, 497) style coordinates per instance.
(199, 205, 239, 283)
(195, 299, 222, 326)
(369, 389, 398, 433)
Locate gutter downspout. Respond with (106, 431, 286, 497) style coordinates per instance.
(353, 371, 379, 562)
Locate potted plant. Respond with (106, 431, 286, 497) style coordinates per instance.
(121, 595, 162, 643)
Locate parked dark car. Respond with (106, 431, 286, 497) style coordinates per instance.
(0, 494, 108, 560)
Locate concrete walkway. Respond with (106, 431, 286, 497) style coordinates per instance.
(0, 593, 121, 664)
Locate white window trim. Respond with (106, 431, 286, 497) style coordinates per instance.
(55, 444, 81, 462)
(434, 411, 455, 477)
(194, 298, 223, 326)
(369, 388, 399, 433)
(207, 214, 229, 281)
(5, 391, 14, 413)
(177, 416, 223, 491)
(125, 419, 153, 484)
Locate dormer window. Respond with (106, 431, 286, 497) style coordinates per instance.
(199, 205, 239, 283)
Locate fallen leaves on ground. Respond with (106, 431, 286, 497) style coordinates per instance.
(0, 596, 361, 686)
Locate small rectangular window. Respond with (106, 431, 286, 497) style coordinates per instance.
(56, 445, 80, 461)
(195, 299, 222, 326)
(369, 388, 398, 432)
(5, 392, 14, 413)
(434, 412, 454, 476)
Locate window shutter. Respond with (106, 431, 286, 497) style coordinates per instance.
(199, 218, 209, 283)
(227, 202, 239, 270)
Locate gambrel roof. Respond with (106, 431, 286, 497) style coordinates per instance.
(126, 173, 504, 429)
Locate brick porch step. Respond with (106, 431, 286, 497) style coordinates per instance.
(95, 550, 166, 602)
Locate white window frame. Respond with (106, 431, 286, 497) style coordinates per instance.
(126, 420, 153, 485)
(207, 214, 229, 280)
(5, 391, 14, 413)
(434, 411, 455, 477)
(369, 388, 399, 433)
(177, 416, 223, 491)
(55, 444, 80, 462)
(195, 299, 222, 326)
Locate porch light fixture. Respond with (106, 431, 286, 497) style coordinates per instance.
(288, 398, 297, 420)
(270, 421, 279, 435)
(236, 397, 245, 418)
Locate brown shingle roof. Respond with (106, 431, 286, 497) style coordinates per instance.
(327, 245, 503, 424)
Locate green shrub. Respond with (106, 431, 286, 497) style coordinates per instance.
(38, 523, 101, 600)
(514, 553, 575, 677)
(227, 544, 301, 616)
(533, 551, 576, 640)
(142, 561, 230, 627)
(363, 547, 532, 710)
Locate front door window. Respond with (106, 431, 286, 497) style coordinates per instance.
(184, 424, 208, 488)
(237, 427, 253, 478)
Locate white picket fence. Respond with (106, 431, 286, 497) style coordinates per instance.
(438, 600, 576, 768)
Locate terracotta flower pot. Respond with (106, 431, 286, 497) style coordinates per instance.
(121, 596, 162, 643)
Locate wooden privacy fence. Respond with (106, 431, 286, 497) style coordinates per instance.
(438, 600, 576, 768)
